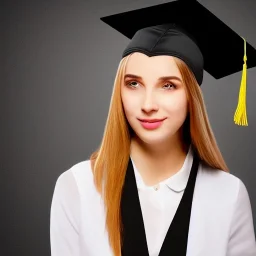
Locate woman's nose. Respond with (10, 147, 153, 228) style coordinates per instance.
(141, 92, 159, 113)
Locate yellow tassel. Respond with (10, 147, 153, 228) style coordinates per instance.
(234, 37, 248, 126)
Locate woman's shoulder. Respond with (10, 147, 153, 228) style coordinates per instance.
(59, 159, 92, 179)
(67, 159, 93, 178)
(198, 161, 248, 203)
(199, 160, 240, 182)
(56, 159, 96, 196)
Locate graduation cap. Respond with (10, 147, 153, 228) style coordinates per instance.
(100, 0, 256, 126)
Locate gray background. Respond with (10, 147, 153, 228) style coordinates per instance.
(2, 0, 256, 255)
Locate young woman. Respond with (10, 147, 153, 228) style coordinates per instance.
(50, 1, 256, 256)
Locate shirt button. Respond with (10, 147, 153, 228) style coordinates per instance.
(153, 184, 160, 191)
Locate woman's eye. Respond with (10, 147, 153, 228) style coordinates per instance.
(163, 83, 176, 90)
(127, 81, 139, 88)
(126, 81, 176, 90)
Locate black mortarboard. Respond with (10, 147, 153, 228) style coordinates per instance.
(100, 0, 256, 126)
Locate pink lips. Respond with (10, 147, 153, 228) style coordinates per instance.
(138, 118, 166, 130)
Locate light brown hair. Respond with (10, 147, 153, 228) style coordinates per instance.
(90, 53, 229, 256)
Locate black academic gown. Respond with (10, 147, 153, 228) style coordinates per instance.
(121, 151, 200, 256)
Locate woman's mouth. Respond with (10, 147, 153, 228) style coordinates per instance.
(138, 118, 166, 130)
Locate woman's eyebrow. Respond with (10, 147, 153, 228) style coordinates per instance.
(124, 74, 182, 82)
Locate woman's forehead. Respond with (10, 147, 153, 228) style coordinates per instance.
(125, 52, 182, 79)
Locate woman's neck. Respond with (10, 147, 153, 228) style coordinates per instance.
(130, 136, 189, 186)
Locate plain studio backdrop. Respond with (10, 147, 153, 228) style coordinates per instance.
(1, 0, 256, 255)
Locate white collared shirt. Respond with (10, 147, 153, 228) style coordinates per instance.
(50, 145, 256, 256)
(130, 145, 193, 256)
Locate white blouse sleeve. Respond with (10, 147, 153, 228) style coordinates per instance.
(227, 179, 256, 256)
(50, 170, 80, 256)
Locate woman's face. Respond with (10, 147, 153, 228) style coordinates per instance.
(121, 52, 188, 146)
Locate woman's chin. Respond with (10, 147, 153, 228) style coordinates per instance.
(135, 132, 174, 146)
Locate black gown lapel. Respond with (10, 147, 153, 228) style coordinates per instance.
(120, 155, 149, 256)
(121, 151, 200, 256)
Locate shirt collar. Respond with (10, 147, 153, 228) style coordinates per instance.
(130, 145, 193, 193)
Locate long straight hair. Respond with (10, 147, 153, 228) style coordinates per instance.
(89, 54, 229, 256)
